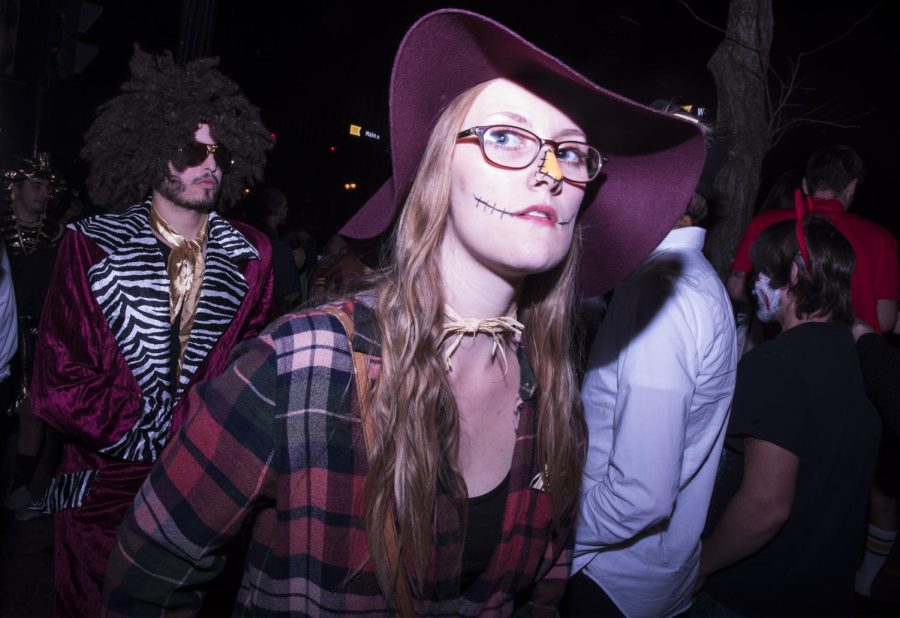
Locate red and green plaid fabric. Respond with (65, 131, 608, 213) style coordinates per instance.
(104, 299, 574, 617)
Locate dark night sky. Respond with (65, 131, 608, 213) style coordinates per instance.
(4, 0, 898, 242)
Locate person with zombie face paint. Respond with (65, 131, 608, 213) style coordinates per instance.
(726, 145, 899, 335)
(30, 48, 276, 617)
(103, 9, 705, 616)
(697, 215, 881, 617)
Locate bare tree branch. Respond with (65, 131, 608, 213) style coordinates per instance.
(769, 108, 874, 149)
(799, 3, 882, 59)
(677, 0, 764, 56)
(767, 50, 835, 139)
(734, 2, 880, 148)
(702, 0, 877, 277)
(676, 0, 727, 35)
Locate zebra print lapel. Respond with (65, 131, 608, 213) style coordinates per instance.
(71, 201, 258, 461)
(75, 202, 171, 419)
(175, 213, 257, 396)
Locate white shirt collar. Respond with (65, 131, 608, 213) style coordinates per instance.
(654, 226, 706, 253)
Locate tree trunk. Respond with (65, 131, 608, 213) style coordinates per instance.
(705, 0, 773, 277)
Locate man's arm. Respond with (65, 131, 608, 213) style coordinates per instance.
(876, 299, 898, 335)
(873, 231, 899, 333)
(699, 438, 798, 577)
(103, 334, 278, 616)
(726, 271, 749, 305)
(577, 277, 700, 547)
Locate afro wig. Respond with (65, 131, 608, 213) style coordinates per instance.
(81, 46, 273, 211)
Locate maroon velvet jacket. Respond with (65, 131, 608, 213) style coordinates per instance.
(30, 201, 275, 617)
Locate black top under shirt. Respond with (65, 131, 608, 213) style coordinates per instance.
(460, 472, 510, 593)
(157, 240, 182, 394)
(705, 322, 880, 617)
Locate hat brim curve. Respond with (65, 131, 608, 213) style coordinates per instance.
(341, 9, 706, 298)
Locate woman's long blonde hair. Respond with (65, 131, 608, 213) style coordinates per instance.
(365, 81, 586, 600)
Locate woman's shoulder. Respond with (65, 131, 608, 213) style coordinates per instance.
(261, 295, 381, 359)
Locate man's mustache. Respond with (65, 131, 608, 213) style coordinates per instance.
(193, 173, 219, 187)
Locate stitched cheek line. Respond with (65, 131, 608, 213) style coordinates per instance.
(472, 193, 575, 226)
(473, 194, 515, 219)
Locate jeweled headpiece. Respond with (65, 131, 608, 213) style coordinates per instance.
(2, 152, 67, 201)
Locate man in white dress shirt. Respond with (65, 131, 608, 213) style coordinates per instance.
(564, 137, 737, 616)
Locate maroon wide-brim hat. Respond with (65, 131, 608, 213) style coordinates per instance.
(341, 8, 706, 298)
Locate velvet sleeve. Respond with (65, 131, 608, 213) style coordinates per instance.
(231, 220, 278, 338)
(31, 231, 143, 449)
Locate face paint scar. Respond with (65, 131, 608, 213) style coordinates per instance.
(473, 194, 515, 219)
(473, 193, 576, 226)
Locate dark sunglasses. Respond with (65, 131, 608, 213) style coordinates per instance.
(172, 142, 233, 172)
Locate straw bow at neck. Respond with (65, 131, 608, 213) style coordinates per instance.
(439, 304, 524, 373)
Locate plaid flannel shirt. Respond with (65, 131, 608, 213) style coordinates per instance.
(103, 299, 574, 617)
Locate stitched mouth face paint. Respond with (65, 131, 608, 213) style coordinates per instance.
(472, 193, 575, 226)
(535, 149, 564, 183)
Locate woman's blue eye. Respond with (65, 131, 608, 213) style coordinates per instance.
(484, 128, 530, 150)
(557, 146, 589, 166)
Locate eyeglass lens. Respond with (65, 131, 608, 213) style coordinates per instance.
(478, 126, 600, 182)
(173, 142, 233, 171)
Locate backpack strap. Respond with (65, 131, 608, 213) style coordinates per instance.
(320, 305, 414, 617)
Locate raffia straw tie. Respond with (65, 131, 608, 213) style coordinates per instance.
(440, 305, 524, 373)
